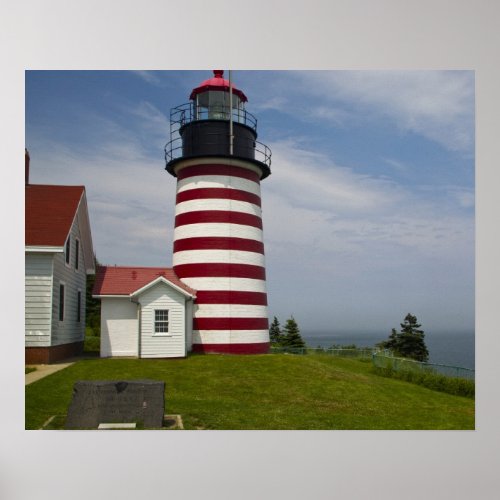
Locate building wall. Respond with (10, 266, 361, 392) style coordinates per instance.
(26, 341, 84, 364)
(138, 282, 187, 358)
(172, 159, 270, 354)
(186, 299, 193, 351)
(25, 253, 54, 347)
(100, 298, 138, 357)
(52, 214, 87, 346)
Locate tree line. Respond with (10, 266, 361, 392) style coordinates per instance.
(269, 316, 306, 348)
(269, 312, 429, 361)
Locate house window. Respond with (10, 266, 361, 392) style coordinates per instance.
(59, 283, 65, 321)
(65, 236, 71, 265)
(77, 290, 81, 322)
(75, 239, 80, 270)
(154, 310, 169, 334)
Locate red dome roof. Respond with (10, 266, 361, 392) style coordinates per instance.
(189, 70, 248, 102)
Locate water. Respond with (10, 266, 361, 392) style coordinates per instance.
(303, 331, 475, 370)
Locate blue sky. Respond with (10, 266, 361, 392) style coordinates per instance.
(25, 70, 475, 336)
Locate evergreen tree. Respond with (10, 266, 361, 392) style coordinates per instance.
(269, 316, 284, 345)
(397, 314, 429, 362)
(379, 313, 429, 362)
(85, 254, 101, 336)
(377, 328, 399, 351)
(282, 316, 306, 348)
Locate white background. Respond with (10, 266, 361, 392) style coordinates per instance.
(1, 1, 499, 499)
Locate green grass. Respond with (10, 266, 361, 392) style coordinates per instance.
(25, 366, 37, 375)
(25, 354, 475, 430)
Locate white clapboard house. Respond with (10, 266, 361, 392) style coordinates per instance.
(25, 152, 95, 364)
(92, 266, 196, 358)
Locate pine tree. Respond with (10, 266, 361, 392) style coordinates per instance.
(282, 316, 306, 349)
(397, 313, 429, 362)
(377, 328, 398, 351)
(379, 313, 429, 362)
(269, 316, 284, 345)
(85, 254, 101, 336)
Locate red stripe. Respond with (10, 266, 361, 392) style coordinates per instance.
(193, 317, 269, 330)
(177, 164, 260, 183)
(175, 211, 262, 229)
(176, 188, 261, 207)
(192, 342, 270, 354)
(174, 263, 266, 280)
(174, 237, 264, 254)
(195, 291, 268, 305)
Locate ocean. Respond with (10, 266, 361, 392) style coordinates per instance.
(302, 331, 475, 370)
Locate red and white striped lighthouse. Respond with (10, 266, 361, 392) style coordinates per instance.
(165, 70, 272, 354)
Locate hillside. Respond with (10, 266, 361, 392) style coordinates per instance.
(25, 354, 474, 430)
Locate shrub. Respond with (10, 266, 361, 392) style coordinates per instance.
(372, 365, 474, 399)
(84, 336, 100, 353)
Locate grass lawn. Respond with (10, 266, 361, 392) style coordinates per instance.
(25, 354, 474, 430)
(25, 367, 37, 375)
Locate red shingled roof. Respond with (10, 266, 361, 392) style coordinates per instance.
(25, 184, 85, 246)
(93, 266, 196, 297)
(189, 70, 248, 102)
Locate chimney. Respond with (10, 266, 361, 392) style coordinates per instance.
(25, 148, 30, 185)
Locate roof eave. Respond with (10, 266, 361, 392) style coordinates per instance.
(130, 276, 196, 299)
(92, 294, 129, 299)
(25, 245, 64, 253)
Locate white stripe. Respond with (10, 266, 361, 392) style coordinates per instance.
(174, 223, 263, 241)
(175, 198, 262, 217)
(173, 249, 265, 267)
(179, 277, 267, 293)
(192, 330, 269, 343)
(193, 304, 268, 318)
(177, 176, 261, 196)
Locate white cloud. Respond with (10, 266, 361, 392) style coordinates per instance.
(29, 141, 176, 267)
(382, 157, 410, 172)
(129, 101, 170, 136)
(133, 71, 162, 85)
(262, 140, 474, 268)
(293, 71, 475, 153)
(265, 140, 402, 214)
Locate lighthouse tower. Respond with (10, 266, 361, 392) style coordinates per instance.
(165, 70, 272, 354)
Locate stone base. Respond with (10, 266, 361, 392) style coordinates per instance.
(25, 341, 84, 364)
(65, 380, 165, 429)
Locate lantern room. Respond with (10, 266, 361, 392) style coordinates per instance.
(190, 69, 248, 122)
(165, 70, 271, 179)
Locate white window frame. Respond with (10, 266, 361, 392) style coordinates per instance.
(64, 235, 71, 268)
(153, 309, 170, 336)
(59, 281, 66, 322)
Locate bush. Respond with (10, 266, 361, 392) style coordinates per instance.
(372, 365, 474, 399)
(84, 336, 100, 353)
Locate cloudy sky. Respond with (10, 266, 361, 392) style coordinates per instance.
(25, 70, 474, 336)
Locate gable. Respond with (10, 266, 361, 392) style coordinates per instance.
(25, 185, 84, 247)
(136, 279, 188, 307)
(25, 184, 95, 274)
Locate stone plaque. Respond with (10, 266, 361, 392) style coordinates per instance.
(65, 380, 165, 429)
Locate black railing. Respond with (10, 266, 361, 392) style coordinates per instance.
(164, 132, 272, 168)
(170, 102, 258, 132)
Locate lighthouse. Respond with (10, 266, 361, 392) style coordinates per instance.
(165, 70, 272, 354)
